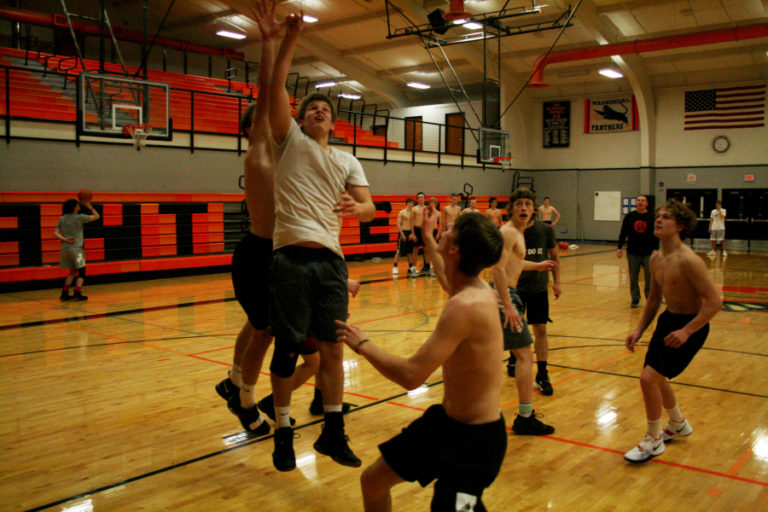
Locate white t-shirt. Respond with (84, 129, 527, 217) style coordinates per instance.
(273, 121, 369, 257)
(710, 208, 726, 230)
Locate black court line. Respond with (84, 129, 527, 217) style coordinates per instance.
(0, 334, 228, 358)
(23, 381, 443, 512)
(548, 363, 768, 399)
(1, 249, 615, 332)
(546, 334, 768, 358)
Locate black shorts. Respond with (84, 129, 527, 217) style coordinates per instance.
(270, 245, 348, 345)
(398, 230, 414, 255)
(379, 404, 506, 511)
(413, 227, 424, 248)
(231, 233, 273, 330)
(644, 311, 709, 379)
(543, 220, 552, 225)
(518, 290, 552, 325)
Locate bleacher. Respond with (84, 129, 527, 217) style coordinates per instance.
(0, 46, 398, 147)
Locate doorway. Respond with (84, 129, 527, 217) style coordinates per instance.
(404, 116, 422, 151)
(445, 112, 465, 155)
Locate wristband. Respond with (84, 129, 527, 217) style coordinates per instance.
(355, 338, 370, 354)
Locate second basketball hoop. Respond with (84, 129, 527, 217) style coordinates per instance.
(123, 123, 153, 151)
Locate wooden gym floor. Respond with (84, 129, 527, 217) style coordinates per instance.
(1, 243, 766, 511)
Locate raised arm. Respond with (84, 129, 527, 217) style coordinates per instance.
(268, 11, 303, 144)
(82, 201, 99, 223)
(249, 0, 280, 145)
(335, 297, 469, 390)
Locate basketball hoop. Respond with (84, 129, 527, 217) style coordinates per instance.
(443, 0, 472, 20)
(123, 123, 152, 150)
(494, 156, 514, 171)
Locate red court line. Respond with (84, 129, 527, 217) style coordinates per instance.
(719, 285, 768, 294)
(548, 435, 768, 487)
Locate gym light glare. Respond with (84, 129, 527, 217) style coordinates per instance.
(315, 81, 337, 88)
(407, 82, 431, 89)
(598, 68, 623, 79)
(463, 22, 483, 29)
(216, 30, 246, 40)
(303, 15, 318, 23)
(339, 93, 361, 99)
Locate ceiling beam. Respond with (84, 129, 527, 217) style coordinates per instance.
(164, 9, 238, 30)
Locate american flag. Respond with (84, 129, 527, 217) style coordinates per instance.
(684, 84, 766, 130)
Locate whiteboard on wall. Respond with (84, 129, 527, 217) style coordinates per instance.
(594, 191, 621, 221)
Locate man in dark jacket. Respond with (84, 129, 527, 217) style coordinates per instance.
(617, 195, 658, 308)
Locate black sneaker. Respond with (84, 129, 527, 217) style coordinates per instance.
(273, 427, 296, 472)
(506, 363, 516, 378)
(630, 301, 640, 308)
(535, 373, 554, 396)
(60, 291, 71, 301)
(215, 374, 239, 402)
(512, 411, 555, 435)
(227, 397, 270, 436)
(72, 291, 88, 301)
(313, 413, 361, 467)
(314, 432, 362, 467)
(257, 394, 296, 426)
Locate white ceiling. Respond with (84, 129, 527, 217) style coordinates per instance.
(15, 0, 768, 109)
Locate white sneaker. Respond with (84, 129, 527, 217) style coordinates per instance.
(707, 250, 716, 257)
(722, 251, 727, 257)
(624, 434, 665, 464)
(408, 266, 418, 274)
(392, 266, 399, 275)
(662, 419, 693, 442)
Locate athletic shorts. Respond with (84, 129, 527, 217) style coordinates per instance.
(710, 229, 725, 242)
(543, 220, 552, 225)
(59, 245, 85, 270)
(379, 404, 506, 511)
(270, 245, 348, 345)
(413, 227, 424, 248)
(231, 233, 273, 330)
(398, 230, 414, 255)
(490, 284, 534, 350)
(644, 311, 709, 379)
(518, 290, 552, 325)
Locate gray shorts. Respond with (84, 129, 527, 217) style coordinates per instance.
(493, 285, 534, 350)
(59, 245, 85, 270)
(710, 229, 725, 242)
(270, 246, 348, 345)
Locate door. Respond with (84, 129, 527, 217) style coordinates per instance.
(404, 116, 422, 151)
(666, 188, 717, 239)
(445, 112, 465, 155)
(722, 188, 768, 241)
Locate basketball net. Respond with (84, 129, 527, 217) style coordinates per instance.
(494, 156, 514, 171)
(124, 124, 152, 151)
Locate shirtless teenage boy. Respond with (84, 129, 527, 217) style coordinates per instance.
(392, 198, 416, 275)
(336, 208, 506, 511)
(485, 197, 504, 228)
(623, 199, 721, 464)
(537, 197, 560, 226)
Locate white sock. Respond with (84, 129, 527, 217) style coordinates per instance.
(240, 384, 255, 409)
(276, 406, 292, 428)
(647, 418, 662, 439)
(231, 365, 243, 388)
(666, 403, 684, 424)
(324, 404, 343, 413)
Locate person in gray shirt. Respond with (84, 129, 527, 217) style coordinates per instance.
(55, 198, 99, 301)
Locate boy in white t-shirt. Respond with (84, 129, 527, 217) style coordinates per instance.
(708, 201, 726, 257)
(267, 10, 375, 472)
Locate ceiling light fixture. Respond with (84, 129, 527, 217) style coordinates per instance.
(303, 15, 318, 23)
(315, 81, 336, 88)
(339, 93, 361, 99)
(407, 82, 431, 89)
(453, 18, 467, 25)
(216, 30, 246, 40)
(598, 67, 623, 79)
(463, 22, 483, 29)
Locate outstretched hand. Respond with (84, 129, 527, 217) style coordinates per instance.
(422, 205, 438, 235)
(284, 10, 304, 36)
(252, 0, 281, 41)
(335, 319, 366, 351)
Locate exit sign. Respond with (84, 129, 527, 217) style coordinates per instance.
(744, 174, 755, 182)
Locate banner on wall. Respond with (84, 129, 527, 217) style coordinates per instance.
(543, 101, 570, 147)
(584, 95, 638, 133)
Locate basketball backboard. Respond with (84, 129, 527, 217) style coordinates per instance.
(78, 72, 171, 140)
(478, 127, 511, 165)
